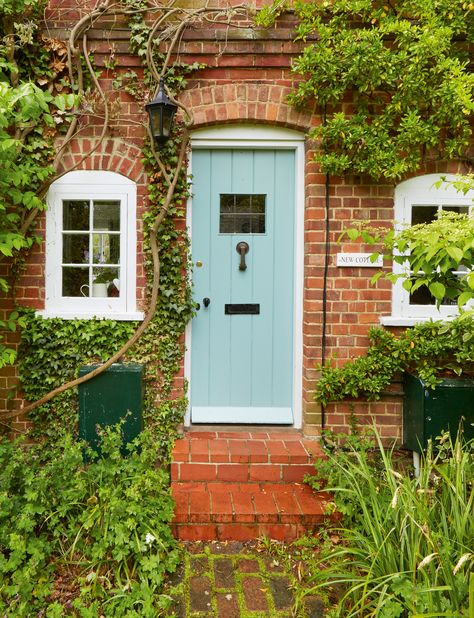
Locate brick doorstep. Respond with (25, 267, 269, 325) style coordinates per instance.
(171, 431, 329, 541)
(173, 433, 323, 465)
(171, 461, 316, 483)
(171, 481, 330, 541)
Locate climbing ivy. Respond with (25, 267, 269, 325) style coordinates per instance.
(257, 0, 473, 179)
(316, 315, 474, 405)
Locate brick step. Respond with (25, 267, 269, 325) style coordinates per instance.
(171, 431, 323, 483)
(171, 461, 316, 483)
(172, 481, 330, 542)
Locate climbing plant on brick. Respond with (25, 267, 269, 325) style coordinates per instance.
(257, 0, 473, 179)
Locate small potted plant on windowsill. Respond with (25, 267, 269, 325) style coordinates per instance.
(92, 269, 119, 297)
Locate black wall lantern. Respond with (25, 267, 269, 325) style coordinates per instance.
(146, 78, 178, 148)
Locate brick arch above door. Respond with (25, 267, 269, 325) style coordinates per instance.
(180, 83, 316, 131)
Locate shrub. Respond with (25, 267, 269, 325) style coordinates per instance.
(0, 427, 179, 616)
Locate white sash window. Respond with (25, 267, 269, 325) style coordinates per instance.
(40, 171, 143, 320)
(381, 174, 474, 326)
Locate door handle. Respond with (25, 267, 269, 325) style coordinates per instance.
(236, 241, 249, 271)
(203, 297, 210, 308)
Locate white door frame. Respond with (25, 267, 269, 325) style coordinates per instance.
(184, 125, 305, 428)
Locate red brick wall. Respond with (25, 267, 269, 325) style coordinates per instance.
(1, 1, 466, 439)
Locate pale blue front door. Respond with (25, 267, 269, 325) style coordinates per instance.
(191, 149, 295, 424)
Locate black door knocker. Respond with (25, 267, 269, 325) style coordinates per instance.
(236, 241, 249, 271)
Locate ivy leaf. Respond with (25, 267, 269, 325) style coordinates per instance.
(346, 227, 361, 241)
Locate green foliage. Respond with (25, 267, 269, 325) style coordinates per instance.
(18, 314, 136, 433)
(0, 426, 179, 616)
(17, 311, 189, 455)
(302, 427, 474, 616)
(316, 316, 474, 404)
(344, 209, 474, 309)
(441, 172, 474, 195)
(258, 0, 473, 180)
(0, 0, 76, 368)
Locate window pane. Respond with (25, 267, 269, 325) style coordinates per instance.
(236, 195, 251, 213)
(92, 234, 120, 264)
(220, 215, 235, 234)
(234, 216, 252, 234)
(409, 286, 435, 305)
(443, 205, 469, 215)
(252, 195, 266, 213)
(411, 205, 437, 225)
(62, 267, 89, 297)
(220, 194, 234, 213)
(63, 200, 89, 230)
(93, 201, 120, 231)
(219, 194, 266, 234)
(93, 267, 120, 297)
(62, 234, 89, 264)
(250, 215, 265, 233)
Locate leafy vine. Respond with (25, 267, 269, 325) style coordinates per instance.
(257, 0, 473, 179)
(316, 316, 474, 406)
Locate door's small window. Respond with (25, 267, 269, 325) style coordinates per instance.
(219, 194, 266, 234)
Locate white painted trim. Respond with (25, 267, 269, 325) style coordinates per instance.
(191, 125, 304, 143)
(44, 171, 140, 320)
(192, 407, 293, 424)
(37, 310, 144, 321)
(390, 174, 474, 322)
(380, 316, 455, 327)
(184, 125, 305, 428)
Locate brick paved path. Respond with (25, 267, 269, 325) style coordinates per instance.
(165, 541, 324, 618)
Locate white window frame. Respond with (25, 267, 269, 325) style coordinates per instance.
(39, 171, 143, 321)
(381, 174, 474, 326)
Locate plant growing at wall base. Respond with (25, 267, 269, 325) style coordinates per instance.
(0, 425, 180, 616)
(302, 427, 474, 616)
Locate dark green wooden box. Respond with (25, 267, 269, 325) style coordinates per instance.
(403, 372, 474, 452)
(78, 363, 144, 454)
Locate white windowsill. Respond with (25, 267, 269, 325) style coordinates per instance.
(380, 315, 458, 327)
(36, 310, 145, 321)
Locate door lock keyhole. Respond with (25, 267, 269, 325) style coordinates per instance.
(236, 241, 249, 271)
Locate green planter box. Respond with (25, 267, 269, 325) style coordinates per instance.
(403, 372, 474, 452)
(78, 363, 144, 454)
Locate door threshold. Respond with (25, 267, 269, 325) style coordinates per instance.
(185, 424, 300, 433)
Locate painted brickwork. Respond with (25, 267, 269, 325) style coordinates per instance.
(2, 1, 466, 439)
